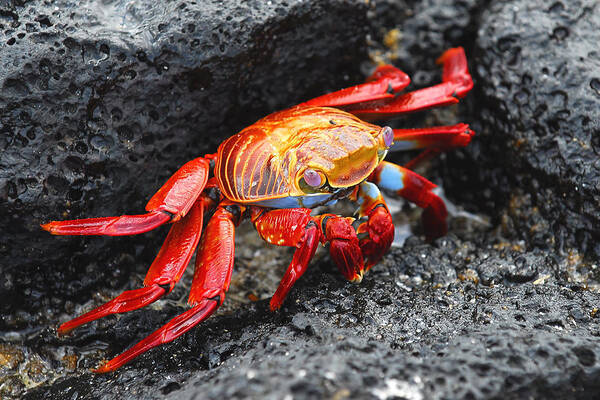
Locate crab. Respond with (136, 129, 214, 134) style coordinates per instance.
(42, 47, 474, 372)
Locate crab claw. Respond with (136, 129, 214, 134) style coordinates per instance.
(321, 215, 365, 282)
(356, 205, 394, 271)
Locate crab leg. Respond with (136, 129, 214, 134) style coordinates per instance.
(370, 161, 447, 241)
(301, 64, 411, 108)
(390, 123, 475, 169)
(351, 182, 395, 271)
(390, 123, 474, 152)
(58, 196, 210, 334)
(41, 157, 210, 236)
(252, 206, 375, 299)
(94, 202, 241, 373)
(350, 47, 473, 121)
(251, 208, 321, 310)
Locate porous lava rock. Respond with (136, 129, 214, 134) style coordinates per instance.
(3, 0, 600, 399)
(20, 237, 600, 399)
(0, 0, 368, 324)
(368, 0, 485, 84)
(467, 0, 600, 256)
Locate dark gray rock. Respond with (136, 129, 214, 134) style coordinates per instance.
(0, 0, 368, 324)
(475, 250, 552, 286)
(19, 237, 600, 400)
(465, 0, 600, 255)
(368, 0, 486, 83)
(3, 0, 600, 399)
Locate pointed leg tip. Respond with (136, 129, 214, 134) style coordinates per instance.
(269, 298, 282, 312)
(41, 221, 71, 235)
(351, 271, 364, 283)
(92, 362, 114, 374)
(436, 47, 464, 63)
(40, 222, 56, 234)
(56, 325, 72, 336)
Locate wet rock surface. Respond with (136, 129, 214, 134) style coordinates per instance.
(18, 236, 600, 399)
(465, 0, 600, 256)
(0, 0, 367, 324)
(2, 0, 600, 399)
(368, 0, 485, 82)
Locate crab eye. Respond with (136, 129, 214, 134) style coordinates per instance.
(303, 168, 323, 187)
(382, 126, 393, 148)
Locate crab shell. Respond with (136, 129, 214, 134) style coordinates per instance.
(214, 105, 390, 207)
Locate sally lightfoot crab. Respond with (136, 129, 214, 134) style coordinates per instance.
(42, 48, 474, 372)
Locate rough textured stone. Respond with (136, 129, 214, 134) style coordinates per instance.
(18, 237, 600, 400)
(2, 0, 600, 399)
(368, 0, 486, 82)
(0, 0, 368, 324)
(462, 0, 600, 255)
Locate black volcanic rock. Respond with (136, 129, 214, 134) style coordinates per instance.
(468, 0, 600, 255)
(368, 0, 485, 83)
(0, 0, 368, 323)
(3, 0, 600, 399)
(20, 237, 600, 399)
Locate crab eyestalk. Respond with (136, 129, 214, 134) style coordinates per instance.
(303, 168, 324, 188)
(377, 126, 393, 161)
(381, 126, 394, 148)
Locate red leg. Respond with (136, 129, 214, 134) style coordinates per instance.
(41, 157, 210, 236)
(301, 64, 410, 108)
(391, 123, 474, 152)
(57, 196, 207, 334)
(370, 161, 447, 241)
(403, 149, 442, 170)
(252, 207, 374, 305)
(94, 202, 242, 373)
(350, 47, 473, 121)
(94, 301, 218, 373)
(251, 208, 321, 310)
(390, 123, 475, 169)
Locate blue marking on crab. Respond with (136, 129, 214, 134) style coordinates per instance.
(377, 163, 405, 192)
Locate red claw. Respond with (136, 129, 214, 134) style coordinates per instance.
(269, 222, 320, 311)
(320, 215, 365, 282)
(370, 162, 448, 242)
(251, 208, 321, 310)
(357, 206, 394, 271)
